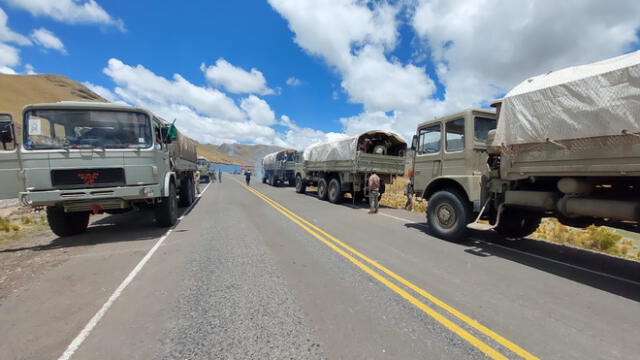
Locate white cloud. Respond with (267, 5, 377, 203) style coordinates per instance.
(0, 65, 16, 74)
(23, 63, 36, 74)
(201, 58, 273, 95)
(0, 42, 19, 69)
(30, 28, 66, 54)
(271, 0, 640, 141)
(286, 77, 302, 86)
(1, 0, 125, 31)
(240, 95, 276, 126)
(412, 0, 640, 109)
(277, 115, 348, 150)
(82, 81, 123, 103)
(268, 0, 434, 114)
(0, 8, 31, 45)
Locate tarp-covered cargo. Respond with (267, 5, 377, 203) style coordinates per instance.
(263, 149, 297, 168)
(494, 50, 640, 146)
(303, 131, 406, 162)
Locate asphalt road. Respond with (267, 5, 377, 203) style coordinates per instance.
(0, 175, 639, 359)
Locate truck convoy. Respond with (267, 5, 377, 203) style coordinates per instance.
(261, 149, 298, 186)
(0, 101, 199, 237)
(410, 51, 640, 241)
(295, 131, 406, 204)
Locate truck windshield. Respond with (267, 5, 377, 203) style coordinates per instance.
(23, 109, 152, 150)
(474, 116, 497, 141)
(197, 158, 208, 166)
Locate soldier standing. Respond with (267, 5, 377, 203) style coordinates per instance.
(368, 172, 380, 214)
(404, 180, 414, 211)
(219, 170, 222, 183)
(245, 169, 252, 186)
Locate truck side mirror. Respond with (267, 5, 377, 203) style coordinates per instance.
(411, 135, 418, 151)
(0, 116, 14, 145)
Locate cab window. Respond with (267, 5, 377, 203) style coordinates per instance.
(445, 118, 464, 152)
(474, 116, 497, 142)
(418, 124, 441, 155)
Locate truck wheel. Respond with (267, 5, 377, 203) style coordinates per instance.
(295, 175, 306, 194)
(328, 178, 344, 204)
(495, 211, 541, 239)
(179, 175, 194, 207)
(262, 177, 267, 184)
(156, 182, 178, 227)
(46, 207, 90, 237)
(317, 178, 329, 200)
(427, 189, 472, 242)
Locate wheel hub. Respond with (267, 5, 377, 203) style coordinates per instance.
(436, 203, 456, 229)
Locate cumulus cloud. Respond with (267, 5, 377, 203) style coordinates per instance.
(0, 42, 19, 70)
(201, 58, 273, 95)
(240, 95, 276, 126)
(1, 0, 125, 31)
(0, 8, 31, 45)
(411, 0, 640, 110)
(95, 59, 339, 147)
(270, 0, 640, 141)
(286, 77, 302, 86)
(23, 63, 36, 74)
(30, 28, 66, 54)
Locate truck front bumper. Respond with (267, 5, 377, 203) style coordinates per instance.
(20, 184, 163, 209)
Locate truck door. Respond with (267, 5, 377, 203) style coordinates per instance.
(0, 114, 24, 200)
(442, 117, 466, 176)
(413, 123, 442, 196)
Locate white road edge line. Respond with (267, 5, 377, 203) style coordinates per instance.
(58, 182, 211, 360)
(377, 211, 640, 287)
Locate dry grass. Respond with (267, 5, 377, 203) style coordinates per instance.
(0, 212, 48, 244)
(380, 177, 640, 261)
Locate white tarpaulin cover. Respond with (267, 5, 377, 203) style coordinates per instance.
(303, 131, 406, 162)
(494, 50, 640, 146)
(262, 151, 279, 167)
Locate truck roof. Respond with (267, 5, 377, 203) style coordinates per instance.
(416, 108, 495, 129)
(21, 101, 167, 122)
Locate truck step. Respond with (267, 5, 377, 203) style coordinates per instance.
(466, 222, 496, 231)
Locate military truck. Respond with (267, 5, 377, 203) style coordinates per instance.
(197, 156, 212, 183)
(295, 131, 407, 204)
(0, 101, 199, 237)
(410, 51, 640, 241)
(261, 149, 298, 186)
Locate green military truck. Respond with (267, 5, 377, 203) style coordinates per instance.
(261, 149, 298, 186)
(197, 156, 212, 183)
(0, 101, 199, 237)
(295, 130, 407, 204)
(410, 51, 640, 241)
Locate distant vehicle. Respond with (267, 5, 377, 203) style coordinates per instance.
(262, 149, 298, 186)
(410, 51, 640, 242)
(0, 102, 199, 237)
(295, 131, 406, 204)
(197, 156, 212, 183)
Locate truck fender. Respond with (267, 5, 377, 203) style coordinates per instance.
(422, 176, 481, 211)
(163, 172, 176, 197)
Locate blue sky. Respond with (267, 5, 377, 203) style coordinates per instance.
(1, 1, 639, 148)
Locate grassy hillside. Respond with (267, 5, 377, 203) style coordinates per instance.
(0, 74, 106, 133)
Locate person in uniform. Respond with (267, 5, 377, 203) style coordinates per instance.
(368, 172, 380, 214)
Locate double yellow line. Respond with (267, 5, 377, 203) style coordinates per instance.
(236, 180, 538, 360)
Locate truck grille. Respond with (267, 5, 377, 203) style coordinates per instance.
(51, 168, 126, 189)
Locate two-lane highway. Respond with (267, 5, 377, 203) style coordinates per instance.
(1, 176, 638, 359)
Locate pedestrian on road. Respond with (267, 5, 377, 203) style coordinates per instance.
(245, 169, 252, 186)
(211, 170, 217, 183)
(404, 180, 414, 211)
(219, 170, 222, 183)
(368, 172, 380, 214)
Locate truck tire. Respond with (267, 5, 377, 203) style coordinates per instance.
(179, 175, 194, 207)
(317, 178, 329, 200)
(427, 189, 472, 242)
(295, 175, 306, 194)
(328, 178, 344, 204)
(262, 176, 267, 184)
(156, 181, 178, 227)
(495, 210, 541, 239)
(46, 207, 90, 237)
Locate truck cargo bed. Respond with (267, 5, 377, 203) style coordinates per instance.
(303, 152, 405, 175)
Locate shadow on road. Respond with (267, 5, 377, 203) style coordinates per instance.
(405, 222, 640, 302)
(0, 203, 196, 254)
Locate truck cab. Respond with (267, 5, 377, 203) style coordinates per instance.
(411, 109, 496, 211)
(0, 113, 23, 201)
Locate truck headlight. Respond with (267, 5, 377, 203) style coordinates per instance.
(141, 187, 154, 197)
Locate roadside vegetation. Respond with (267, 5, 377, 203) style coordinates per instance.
(0, 210, 49, 245)
(381, 177, 640, 261)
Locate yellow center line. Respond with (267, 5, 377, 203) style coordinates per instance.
(237, 181, 538, 360)
(235, 180, 535, 360)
